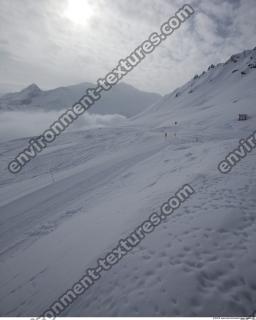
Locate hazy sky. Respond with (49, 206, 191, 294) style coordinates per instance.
(0, 0, 256, 94)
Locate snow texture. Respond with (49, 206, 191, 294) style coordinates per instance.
(0, 47, 256, 316)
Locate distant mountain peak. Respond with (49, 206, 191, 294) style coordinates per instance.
(21, 83, 41, 93)
(0, 81, 161, 116)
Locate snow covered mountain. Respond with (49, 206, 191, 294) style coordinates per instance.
(0, 82, 161, 117)
(0, 47, 256, 317)
(133, 46, 256, 133)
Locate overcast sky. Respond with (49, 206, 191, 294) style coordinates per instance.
(0, 0, 256, 95)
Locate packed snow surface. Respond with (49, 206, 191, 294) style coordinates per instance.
(0, 48, 256, 316)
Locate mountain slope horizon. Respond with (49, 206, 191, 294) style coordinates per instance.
(132, 45, 256, 139)
(0, 81, 161, 117)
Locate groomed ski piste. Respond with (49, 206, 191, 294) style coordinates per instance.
(0, 47, 256, 316)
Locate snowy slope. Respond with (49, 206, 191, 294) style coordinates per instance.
(133, 47, 256, 134)
(0, 82, 161, 117)
(0, 47, 256, 317)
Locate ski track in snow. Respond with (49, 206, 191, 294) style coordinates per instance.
(0, 128, 255, 316)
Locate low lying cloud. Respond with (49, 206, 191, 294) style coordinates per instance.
(0, 110, 126, 142)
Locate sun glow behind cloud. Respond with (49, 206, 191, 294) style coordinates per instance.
(62, 0, 95, 26)
(1, 0, 256, 94)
